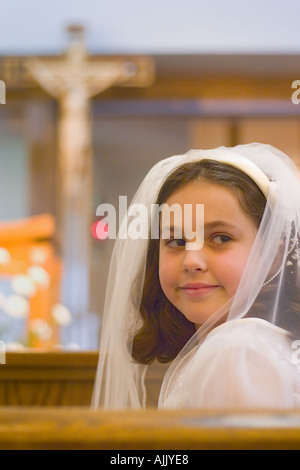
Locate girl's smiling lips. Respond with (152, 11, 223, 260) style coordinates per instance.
(179, 282, 220, 298)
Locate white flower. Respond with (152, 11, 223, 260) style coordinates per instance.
(0, 247, 11, 264)
(51, 303, 72, 326)
(4, 295, 30, 318)
(29, 247, 48, 265)
(27, 265, 50, 289)
(30, 319, 53, 341)
(11, 274, 37, 298)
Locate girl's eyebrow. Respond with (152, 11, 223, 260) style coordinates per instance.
(204, 220, 240, 230)
(160, 225, 183, 236)
(159, 220, 240, 238)
(162, 221, 239, 232)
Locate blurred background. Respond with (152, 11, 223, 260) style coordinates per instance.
(0, 0, 300, 351)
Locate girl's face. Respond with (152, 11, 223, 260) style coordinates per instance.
(159, 180, 258, 328)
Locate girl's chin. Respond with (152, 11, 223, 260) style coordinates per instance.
(181, 303, 230, 329)
(182, 311, 216, 327)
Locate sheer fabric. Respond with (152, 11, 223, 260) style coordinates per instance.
(92, 143, 300, 410)
(159, 318, 300, 409)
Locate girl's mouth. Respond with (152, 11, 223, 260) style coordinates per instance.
(179, 283, 220, 298)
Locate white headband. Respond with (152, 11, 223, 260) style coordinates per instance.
(202, 154, 270, 200)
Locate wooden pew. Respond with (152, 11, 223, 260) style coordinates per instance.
(1, 352, 300, 449)
(1, 352, 300, 450)
(0, 407, 300, 450)
(0, 351, 98, 406)
(0, 351, 167, 407)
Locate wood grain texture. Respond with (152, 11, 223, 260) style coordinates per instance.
(0, 407, 300, 450)
(0, 351, 98, 406)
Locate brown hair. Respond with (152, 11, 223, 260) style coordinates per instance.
(131, 159, 267, 365)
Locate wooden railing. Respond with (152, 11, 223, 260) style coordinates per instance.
(0, 407, 300, 450)
(0, 351, 98, 406)
(1, 352, 300, 449)
(0, 351, 167, 407)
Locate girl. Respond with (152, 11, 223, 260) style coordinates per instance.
(93, 143, 300, 409)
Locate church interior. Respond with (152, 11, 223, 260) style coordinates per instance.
(1, 0, 300, 450)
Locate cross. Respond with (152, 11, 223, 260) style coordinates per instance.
(25, 25, 154, 345)
(26, 24, 154, 197)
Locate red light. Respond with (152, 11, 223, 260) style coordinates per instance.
(91, 221, 109, 240)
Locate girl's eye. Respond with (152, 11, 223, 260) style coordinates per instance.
(166, 239, 186, 248)
(211, 234, 232, 245)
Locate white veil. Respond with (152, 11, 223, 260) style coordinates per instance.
(92, 143, 300, 409)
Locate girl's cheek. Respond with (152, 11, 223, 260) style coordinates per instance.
(217, 254, 248, 293)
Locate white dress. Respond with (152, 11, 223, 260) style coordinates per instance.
(159, 318, 300, 409)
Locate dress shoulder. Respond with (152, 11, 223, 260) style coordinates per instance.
(160, 318, 300, 409)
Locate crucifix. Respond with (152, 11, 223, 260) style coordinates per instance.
(25, 25, 154, 345)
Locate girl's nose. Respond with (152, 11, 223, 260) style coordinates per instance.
(182, 249, 208, 272)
